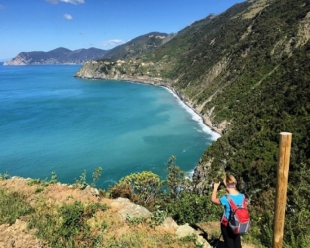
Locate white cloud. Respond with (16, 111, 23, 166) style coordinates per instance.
(46, 0, 84, 5)
(61, 0, 84, 4)
(63, 14, 73, 20)
(101, 39, 126, 47)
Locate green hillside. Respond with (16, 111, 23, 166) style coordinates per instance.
(74, 0, 310, 246)
(102, 32, 173, 60)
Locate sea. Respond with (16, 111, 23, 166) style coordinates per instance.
(0, 63, 220, 189)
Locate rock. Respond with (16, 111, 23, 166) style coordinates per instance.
(162, 217, 178, 229)
(85, 185, 100, 197)
(175, 223, 196, 238)
(110, 197, 151, 221)
(91, 188, 99, 197)
(175, 223, 211, 248)
(118, 202, 151, 221)
(110, 197, 131, 208)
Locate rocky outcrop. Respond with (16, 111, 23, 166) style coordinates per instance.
(3, 54, 30, 65)
(74, 60, 174, 86)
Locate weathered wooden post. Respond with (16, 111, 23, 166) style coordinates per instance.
(272, 132, 292, 248)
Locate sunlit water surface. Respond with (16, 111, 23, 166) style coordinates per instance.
(0, 64, 220, 188)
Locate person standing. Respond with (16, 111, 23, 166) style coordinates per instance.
(211, 174, 244, 248)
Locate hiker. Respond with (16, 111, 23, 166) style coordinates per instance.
(211, 174, 246, 248)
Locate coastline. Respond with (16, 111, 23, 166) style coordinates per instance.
(160, 86, 221, 140)
(126, 79, 222, 180)
(120, 79, 223, 138)
(74, 63, 223, 137)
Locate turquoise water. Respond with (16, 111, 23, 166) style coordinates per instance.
(0, 64, 219, 189)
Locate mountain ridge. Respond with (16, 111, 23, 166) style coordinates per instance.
(3, 32, 172, 66)
(3, 47, 108, 65)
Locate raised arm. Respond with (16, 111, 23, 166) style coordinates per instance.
(211, 182, 221, 205)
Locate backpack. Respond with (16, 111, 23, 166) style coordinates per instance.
(227, 194, 250, 235)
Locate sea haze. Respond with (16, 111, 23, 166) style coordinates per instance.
(0, 64, 219, 189)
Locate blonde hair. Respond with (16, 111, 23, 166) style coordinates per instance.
(224, 174, 237, 188)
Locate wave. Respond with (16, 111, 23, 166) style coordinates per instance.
(162, 87, 221, 141)
(185, 169, 194, 180)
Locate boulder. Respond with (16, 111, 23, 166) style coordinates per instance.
(162, 217, 178, 230)
(175, 223, 211, 248)
(110, 197, 151, 221)
(175, 223, 196, 238)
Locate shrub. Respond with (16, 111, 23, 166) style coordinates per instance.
(109, 171, 165, 209)
(167, 191, 222, 225)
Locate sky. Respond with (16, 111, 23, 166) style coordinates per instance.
(0, 0, 245, 61)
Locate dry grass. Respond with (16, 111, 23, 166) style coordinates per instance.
(0, 177, 261, 248)
(0, 178, 197, 248)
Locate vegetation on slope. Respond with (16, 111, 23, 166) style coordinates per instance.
(75, 0, 310, 246)
(0, 168, 231, 248)
(3, 0, 310, 247)
(101, 32, 173, 61)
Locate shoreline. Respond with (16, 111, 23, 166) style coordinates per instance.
(74, 64, 223, 137)
(160, 86, 221, 140)
(118, 78, 223, 138)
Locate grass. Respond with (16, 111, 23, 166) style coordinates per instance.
(28, 200, 109, 248)
(0, 188, 34, 225)
(0, 177, 263, 248)
(25, 198, 197, 248)
(102, 226, 197, 248)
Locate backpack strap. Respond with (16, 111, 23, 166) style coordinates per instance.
(242, 196, 247, 209)
(226, 194, 245, 211)
(226, 195, 237, 212)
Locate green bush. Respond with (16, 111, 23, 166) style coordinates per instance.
(109, 171, 165, 210)
(167, 191, 222, 225)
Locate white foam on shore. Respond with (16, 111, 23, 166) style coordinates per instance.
(162, 87, 221, 141)
(185, 169, 194, 180)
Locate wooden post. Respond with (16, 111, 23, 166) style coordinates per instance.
(272, 132, 292, 248)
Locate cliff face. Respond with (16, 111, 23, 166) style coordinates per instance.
(3, 54, 30, 65)
(4, 47, 108, 65)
